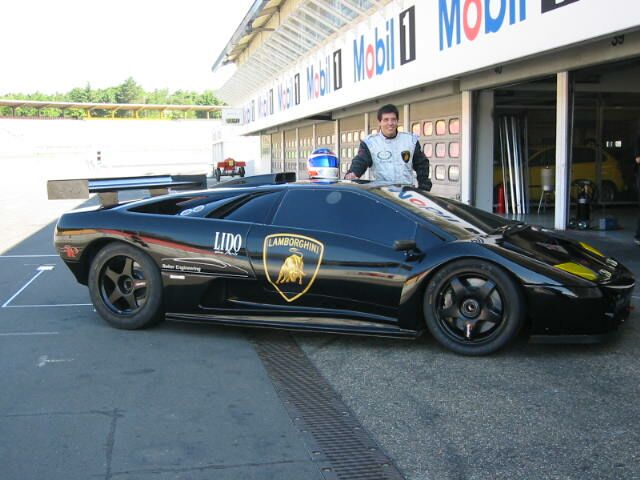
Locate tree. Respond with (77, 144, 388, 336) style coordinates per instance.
(0, 78, 224, 119)
(115, 77, 143, 105)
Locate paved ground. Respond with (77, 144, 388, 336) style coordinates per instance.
(1, 163, 639, 479)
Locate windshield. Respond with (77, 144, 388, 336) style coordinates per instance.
(373, 186, 514, 238)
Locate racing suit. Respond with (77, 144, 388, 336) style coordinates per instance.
(347, 131, 432, 191)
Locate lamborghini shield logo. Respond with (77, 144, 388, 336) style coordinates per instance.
(263, 234, 324, 302)
(401, 150, 411, 163)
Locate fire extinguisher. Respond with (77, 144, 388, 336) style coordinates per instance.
(576, 181, 591, 229)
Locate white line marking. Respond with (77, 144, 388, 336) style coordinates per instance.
(2, 269, 47, 308)
(0, 254, 59, 258)
(4, 303, 92, 308)
(0, 332, 59, 337)
(37, 355, 74, 367)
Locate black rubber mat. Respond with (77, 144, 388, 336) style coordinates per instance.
(250, 332, 405, 480)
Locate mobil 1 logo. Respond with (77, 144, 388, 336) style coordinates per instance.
(333, 50, 342, 91)
(400, 6, 416, 65)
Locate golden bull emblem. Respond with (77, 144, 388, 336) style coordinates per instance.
(263, 234, 324, 303)
(276, 250, 305, 285)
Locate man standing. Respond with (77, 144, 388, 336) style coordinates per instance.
(345, 104, 432, 191)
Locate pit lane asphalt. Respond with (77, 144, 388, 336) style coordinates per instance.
(1, 189, 639, 480)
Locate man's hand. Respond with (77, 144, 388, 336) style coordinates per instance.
(344, 172, 358, 180)
(635, 156, 640, 165)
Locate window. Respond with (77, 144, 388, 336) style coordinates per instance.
(435, 165, 446, 181)
(449, 118, 460, 134)
(449, 142, 460, 158)
(435, 143, 446, 158)
(131, 193, 236, 216)
(412, 122, 421, 135)
(448, 165, 460, 181)
(423, 143, 433, 157)
(272, 189, 415, 247)
(435, 120, 446, 135)
(423, 121, 433, 136)
(211, 191, 283, 224)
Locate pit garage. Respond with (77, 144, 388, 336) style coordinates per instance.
(490, 58, 640, 217)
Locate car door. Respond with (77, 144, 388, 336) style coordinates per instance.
(132, 190, 284, 313)
(247, 188, 417, 322)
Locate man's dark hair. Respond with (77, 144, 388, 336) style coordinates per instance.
(377, 104, 399, 121)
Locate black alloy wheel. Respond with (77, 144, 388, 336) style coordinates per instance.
(88, 243, 164, 330)
(239, 166, 246, 177)
(424, 259, 524, 355)
(215, 168, 222, 182)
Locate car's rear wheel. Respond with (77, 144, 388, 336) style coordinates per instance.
(214, 168, 221, 182)
(423, 259, 524, 355)
(239, 166, 246, 177)
(88, 243, 164, 330)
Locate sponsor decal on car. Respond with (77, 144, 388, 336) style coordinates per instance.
(213, 232, 242, 255)
(161, 257, 249, 276)
(60, 245, 80, 259)
(179, 205, 205, 216)
(263, 234, 325, 302)
(382, 186, 484, 235)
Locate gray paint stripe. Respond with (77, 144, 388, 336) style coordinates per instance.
(4, 304, 93, 308)
(0, 332, 59, 336)
(1, 269, 46, 308)
(0, 254, 58, 258)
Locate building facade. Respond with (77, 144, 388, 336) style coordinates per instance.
(212, 0, 640, 229)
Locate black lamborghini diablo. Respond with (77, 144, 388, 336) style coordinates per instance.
(49, 173, 635, 355)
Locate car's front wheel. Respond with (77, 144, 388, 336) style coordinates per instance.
(214, 168, 222, 182)
(88, 243, 164, 330)
(423, 259, 524, 355)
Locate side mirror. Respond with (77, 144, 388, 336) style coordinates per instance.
(393, 240, 417, 252)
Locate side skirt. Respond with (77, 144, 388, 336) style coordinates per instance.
(165, 312, 421, 339)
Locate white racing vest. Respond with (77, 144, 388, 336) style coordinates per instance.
(364, 132, 418, 185)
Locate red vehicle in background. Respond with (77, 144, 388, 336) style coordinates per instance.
(214, 158, 246, 182)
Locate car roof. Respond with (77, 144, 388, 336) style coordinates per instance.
(206, 179, 385, 195)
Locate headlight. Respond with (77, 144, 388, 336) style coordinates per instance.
(553, 262, 598, 281)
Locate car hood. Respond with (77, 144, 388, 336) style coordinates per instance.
(495, 225, 630, 285)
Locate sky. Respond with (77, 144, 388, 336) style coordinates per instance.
(0, 0, 255, 95)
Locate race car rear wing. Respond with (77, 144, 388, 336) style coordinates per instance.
(47, 174, 207, 207)
(210, 172, 296, 189)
